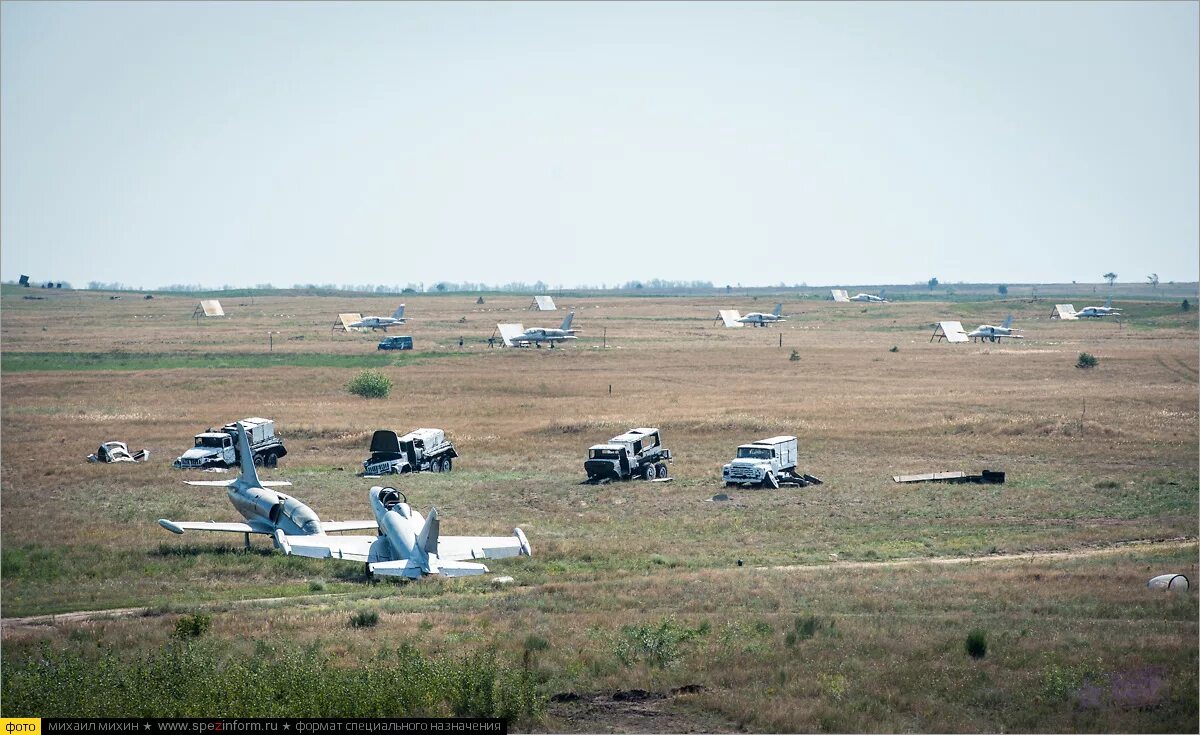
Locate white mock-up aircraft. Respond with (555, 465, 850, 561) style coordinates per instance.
(736, 303, 786, 327)
(158, 423, 377, 549)
(967, 315, 1023, 343)
(350, 305, 406, 331)
(498, 312, 577, 347)
(284, 486, 532, 578)
(850, 292, 888, 303)
(1076, 298, 1122, 318)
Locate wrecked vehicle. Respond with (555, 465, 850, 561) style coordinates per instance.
(363, 428, 458, 475)
(88, 441, 149, 463)
(584, 427, 672, 483)
(722, 435, 821, 488)
(174, 417, 286, 469)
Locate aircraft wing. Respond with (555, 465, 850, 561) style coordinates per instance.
(438, 531, 529, 561)
(368, 559, 423, 578)
(284, 534, 377, 562)
(321, 520, 379, 533)
(158, 519, 264, 535)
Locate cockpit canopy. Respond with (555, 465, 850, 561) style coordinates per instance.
(271, 494, 321, 535)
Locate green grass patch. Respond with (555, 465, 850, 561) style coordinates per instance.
(0, 351, 460, 372)
(1, 639, 543, 721)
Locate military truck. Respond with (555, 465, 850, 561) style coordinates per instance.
(173, 417, 287, 469)
(363, 428, 458, 475)
(584, 427, 672, 483)
(722, 435, 821, 488)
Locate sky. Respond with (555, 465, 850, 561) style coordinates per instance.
(1, 1, 1197, 290)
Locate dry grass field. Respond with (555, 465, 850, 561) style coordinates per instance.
(1, 287, 1197, 731)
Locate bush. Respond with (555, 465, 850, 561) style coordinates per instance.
(785, 614, 830, 646)
(965, 629, 988, 659)
(308, 579, 326, 592)
(347, 369, 392, 398)
(1182, 299, 1190, 312)
(615, 618, 708, 667)
(997, 284, 1008, 295)
(889, 345, 899, 353)
(173, 612, 212, 639)
(1076, 352, 1099, 369)
(789, 349, 800, 362)
(349, 609, 380, 628)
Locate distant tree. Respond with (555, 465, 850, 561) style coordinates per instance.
(927, 277, 939, 291)
(1103, 272, 1117, 286)
(435, 283, 447, 292)
(1147, 273, 1159, 288)
(1182, 299, 1191, 312)
(997, 284, 1008, 295)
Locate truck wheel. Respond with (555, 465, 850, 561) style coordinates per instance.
(655, 463, 668, 479)
(253, 454, 264, 467)
(264, 453, 278, 468)
(443, 458, 452, 473)
(641, 465, 655, 480)
(764, 473, 780, 489)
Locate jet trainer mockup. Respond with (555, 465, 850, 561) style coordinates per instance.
(1075, 298, 1122, 318)
(283, 486, 532, 579)
(736, 303, 787, 327)
(497, 312, 578, 347)
(158, 423, 377, 549)
(967, 315, 1023, 343)
(350, 305, 406, 331)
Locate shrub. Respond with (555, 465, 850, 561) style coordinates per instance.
(523, 635, 549, 653)
(173, 612, 212, 639)
(889, 345, 899, 353)
(347, 369, 392, 398)
(965, 629, 988, 659)
(1076, 352, 1099, 369)
(1182, 299, 1191, 312)
(785, 614, 829, 646)
(789, 349, 800, 362)
(615, 618, 708, 667)
(349, 609, 380, 628)
(997, 284, 1008, 295)
(308, 579, 326, 592)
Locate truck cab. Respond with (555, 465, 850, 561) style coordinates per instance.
(723, 436, 798, 488)
(584, 428, 671, 481)
(364, 428, 457, 475)
(175, 432, 237, 468)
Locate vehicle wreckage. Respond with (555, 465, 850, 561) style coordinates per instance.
(87, 441, 149, 463)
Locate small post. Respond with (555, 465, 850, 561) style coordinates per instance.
(779, 333, 782, 348)
(1080, 399, 1086, 436)
(608, 384, 612, 395)
(269, 332, 273, 352)
(603, 327, 607, 348)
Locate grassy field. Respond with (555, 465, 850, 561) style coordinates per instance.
(1, 289, 1197, 731)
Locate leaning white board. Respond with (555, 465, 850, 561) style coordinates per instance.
(534, 295, 556, 311)
(497, 323, 526, 347)
(718, 310, 743, 328)
(938, 321, 968, 343)
(831, 289, 850, 303)
(198, 299, 224, 317)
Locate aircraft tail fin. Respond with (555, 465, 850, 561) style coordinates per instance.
(560, 311, 574, 331)
(417, 507, 440, 554)
(392, 304, 405, 320)
(1002, 314, 1013, 329)
(235, 423, 261, 487)
(772, 303, 783, 317)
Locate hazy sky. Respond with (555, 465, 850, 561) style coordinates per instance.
(2, 1, 1197, 289)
